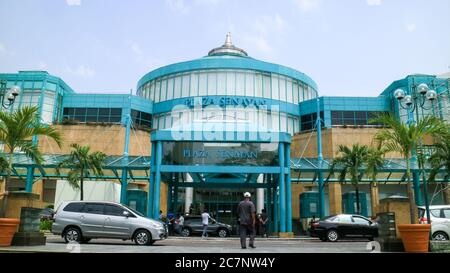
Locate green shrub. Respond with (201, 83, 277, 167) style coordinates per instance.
(40, 219, 53, 231)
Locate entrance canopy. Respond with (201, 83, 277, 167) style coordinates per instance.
(290, 158, 450, 183)
(2, 153, 448, 183)
(1, 153, 151, 181)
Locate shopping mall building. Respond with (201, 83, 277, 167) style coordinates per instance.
(1, 34, 449, 235)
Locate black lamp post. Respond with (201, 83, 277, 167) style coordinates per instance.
(0, 80, 20, 109)
(393, 83, 439, 227)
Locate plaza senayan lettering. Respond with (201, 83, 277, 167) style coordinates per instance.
(183, 149, 258, 159)
(184, 97, 267, 109)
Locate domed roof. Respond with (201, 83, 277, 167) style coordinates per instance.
(207, 32, 248, 57)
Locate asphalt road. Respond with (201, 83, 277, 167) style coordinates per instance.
(0, 236, 376, 253)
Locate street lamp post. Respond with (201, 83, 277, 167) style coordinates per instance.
(393, 83, 438, 227)
(0, 80, 21, 109)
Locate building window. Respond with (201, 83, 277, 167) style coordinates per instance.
(63, 107, 122, 123)
(131, 109, 152, 128)
(300, 112, 324, 131)
(331, 111, 387, 126)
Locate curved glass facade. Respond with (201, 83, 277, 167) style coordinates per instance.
(138, 69, 316, 104)
(137, 66, 317, 135)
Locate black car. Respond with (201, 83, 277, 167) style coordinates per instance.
(180, 216, 232, 238)
(309, 214, 378, 242)
(39, 208, 55, 221)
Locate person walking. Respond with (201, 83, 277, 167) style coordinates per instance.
(201, 209, 210, 239)
(237, 192, 256, 249)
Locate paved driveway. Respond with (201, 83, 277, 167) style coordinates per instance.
(0, 236, 376, 253)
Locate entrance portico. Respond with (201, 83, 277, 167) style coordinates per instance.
(147, 123, 294, 235)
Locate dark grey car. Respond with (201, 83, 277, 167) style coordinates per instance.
(180, 216, 232, 238)
(52, 201, 167, 245)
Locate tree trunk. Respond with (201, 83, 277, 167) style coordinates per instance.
(406, 159, 417, 224)
(1, 152, 15, 218)
(80, 170, 84, 201)
(355, 186, 361, 215)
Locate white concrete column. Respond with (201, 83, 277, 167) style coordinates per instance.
(256, 174, 264, 214)
(184, 173, 193, 215)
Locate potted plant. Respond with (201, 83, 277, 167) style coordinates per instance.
(0, 106, 62, 247)
(373, 114, 447, 253)
(0, 192, 20, 247)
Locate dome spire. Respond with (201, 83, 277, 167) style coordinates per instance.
(208, 32, 248, 57)
(224, 32, 232, 47)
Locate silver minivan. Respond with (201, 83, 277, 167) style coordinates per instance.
(52, 201, 167, 245)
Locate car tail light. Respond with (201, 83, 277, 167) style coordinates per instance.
(312, 222, 320, 228)
(419, 217, 431, 224)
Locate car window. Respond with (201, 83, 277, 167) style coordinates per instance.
(430, 209, 441, 218)
(443, 209, 450, 219)
(338, 215, 353, 223)
(325, 216, 339, 222)
(353, 217, 370, 225)
(63, 202, 85, 213)
(104, 204, 126, 216)
(83, 203, 104, 215)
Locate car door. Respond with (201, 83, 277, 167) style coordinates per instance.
(352, 216, 373, 237)
(80, 203, 106, 237)
(191, 218, 203, 233)
(442, 209, 450, 234)
(103, 204, 131, 239)
(336, 215, 356, 237)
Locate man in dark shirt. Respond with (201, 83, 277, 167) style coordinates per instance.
(237, 192, 256, 249)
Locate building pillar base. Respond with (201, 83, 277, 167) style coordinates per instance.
(278, 232, 294, 238)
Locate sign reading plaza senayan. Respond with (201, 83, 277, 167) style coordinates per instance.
(162, 142, 279, 166)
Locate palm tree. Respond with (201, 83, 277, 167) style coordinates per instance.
(428, 129, 450, 204)
(331, 144, 369, 215)
(366, 141, 389, 215)
(57, 144, 106, 200)
(373, 113, 447, 223)
(0, 106, 62, 185)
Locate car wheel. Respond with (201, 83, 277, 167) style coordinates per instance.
(64, 227, 82, 244)
(432, 231, 449, 241)
(181, 228, 191, 237)
(326, 230, 339, 242)
(217, 228, 229, 238)
(134, 230, 152, 246)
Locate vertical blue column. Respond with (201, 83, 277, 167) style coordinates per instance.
(121, 113, 131, 205)
(413, 171, 423, 206)
(167, 183, 173, 213)
(25, 167, 34, 192)
(147, 142, 156, 217)
(279, 142, 286, 233)
(273, 186, 279, 233)
(173, 185, 179, 214)
(286, 143, 292, 233)
(316, 97, 325, 218)
(120, 169, 128, 205)
(153, 141, 163, 219)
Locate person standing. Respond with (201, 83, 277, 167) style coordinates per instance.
(237, 192, 256, 249)
(260, 208, 269, 238)
(201, 209, 210, 239)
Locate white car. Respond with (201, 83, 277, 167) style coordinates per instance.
(418, 205, 450, 241)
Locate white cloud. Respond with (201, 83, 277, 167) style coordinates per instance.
(244, 36, 272, 54)
(165, 0, 223, 14)
(66, 0, 81, 6)
(405, 23, 417, 32)
(406, 23, 417, 32)
(166, 0, 190, 14)
(366, 0, 382, 6)
(67, 65, 95, 78)
(292, 0, 321, 12)
(38, 61, 48, 70)
(0, 42, 15, 58)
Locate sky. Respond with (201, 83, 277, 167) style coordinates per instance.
(0, 0, 449, 96)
